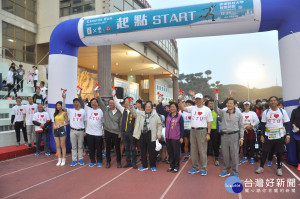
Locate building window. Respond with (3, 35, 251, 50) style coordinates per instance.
(60, 0, 95, 17)
(2, 22, 36, 64)
(2, 0, 37, 23)
(114, 0, 145, 12)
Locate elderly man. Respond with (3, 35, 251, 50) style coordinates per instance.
(214, 97, 244, 177)
(179, 93, 213, 176)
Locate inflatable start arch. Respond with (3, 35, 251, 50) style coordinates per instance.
(48, 0, 300, 163)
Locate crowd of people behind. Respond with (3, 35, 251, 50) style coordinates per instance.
(9, 73, 300, 177)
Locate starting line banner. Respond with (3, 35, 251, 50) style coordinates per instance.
(82, 0, 254, 37)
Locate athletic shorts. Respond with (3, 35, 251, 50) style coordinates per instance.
(262, 136, 285, 153)
(184, 130, 190, 138)
(54, 127, 66, 138)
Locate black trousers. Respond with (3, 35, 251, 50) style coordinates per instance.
(34, 80, 37, 92)
(122, 132, 137, 165)
(140, 132, 156, 168)
(210, 129, 220, 157)
(166, 139, 180, 170)
(243, 139, 255, 158)
(7, 84, 17, 97)
(16, 78, 23, 91)
(15, 121, 27, 142)
(295, 140, 300, 164)
(87, 134, 103, 163)
(105, 130, 121, 163)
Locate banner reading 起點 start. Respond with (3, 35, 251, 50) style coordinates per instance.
(82, 0, 255, 37)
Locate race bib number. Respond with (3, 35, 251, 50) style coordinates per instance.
(36, 99, 42, 104)
(184, 120, 191, 130)
(267, 129, 281, 140)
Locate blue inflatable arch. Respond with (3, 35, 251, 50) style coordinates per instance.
(48, 0, 300, 164)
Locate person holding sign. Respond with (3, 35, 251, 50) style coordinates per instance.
(156, 99, 184, 173)
(179, 93, 213, 176)
(256, 96, 290, 176)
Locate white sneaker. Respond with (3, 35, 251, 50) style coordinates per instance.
(56, 158, 62, 166)
(61, 158, 66, 166)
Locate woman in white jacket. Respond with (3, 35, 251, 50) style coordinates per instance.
(129, 101, 162, 172)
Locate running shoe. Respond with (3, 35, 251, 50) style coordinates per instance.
(89, 163, 95, 167)
(45, 152, 51, 156)
(201, 171, 207, 176)
(151, 167, 157, 172)
(267, 160, 272, 167)
(167, 168, 174, 172)
(138, 166, 148, 171)
(297, 164, 300, 171)
(35, 152, 40, 156)
(97, 163, 102, 167)
(277, 168, 283, 176)
(79, 159, 85, 165)
(240, 157, 248, 164)
(256, 167, 264, 174)
(219, 172, 230, 177)
(233, 174, 239, 178)
(250, 158, 255, 165)
(188, 168, 200, 174)
(183, 157, 189, 162)
(70, 161, 78, 167)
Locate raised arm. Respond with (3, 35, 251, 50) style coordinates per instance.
(213, 100, 222, 116)
(156, 102, 169, 118)
(178, 99, 188, 112)
(113, 96, 124, 113)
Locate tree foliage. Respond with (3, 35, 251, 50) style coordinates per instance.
(179, 70, 221, 98)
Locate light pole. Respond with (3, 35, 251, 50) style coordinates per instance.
(247, 79, 250, 101)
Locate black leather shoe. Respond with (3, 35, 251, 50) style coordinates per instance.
(132, 164, 138, 169)
(106, 162, 111, 168)
(123, 163, 132, 168)
(117, 162, 122, 168)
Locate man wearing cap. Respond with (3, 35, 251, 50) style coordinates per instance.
(179, 93, 213, 176)
(214, 97, 244, 177)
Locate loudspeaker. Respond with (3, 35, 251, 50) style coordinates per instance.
(115, 87, 124, 99)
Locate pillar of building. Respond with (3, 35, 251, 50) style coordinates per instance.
(97, 45, 112, 100)
(172, 76, 179, 101)
(149, 75, 155, 102)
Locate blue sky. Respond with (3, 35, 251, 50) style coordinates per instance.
(147, 0, 282, 88)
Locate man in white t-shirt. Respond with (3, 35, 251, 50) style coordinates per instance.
(32, 104, 51, 156)
(10, 97, 28, 146)
(79, 91, 104, 168)
(256, 96, 290, 176)
(240, 101, 259, 165)
(62, 93, 86, 167)
(23, 96, 38, 148)
(32, 66, 38, 92)
(40, 81, 47, 97)
(179, 93, 213, 176)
